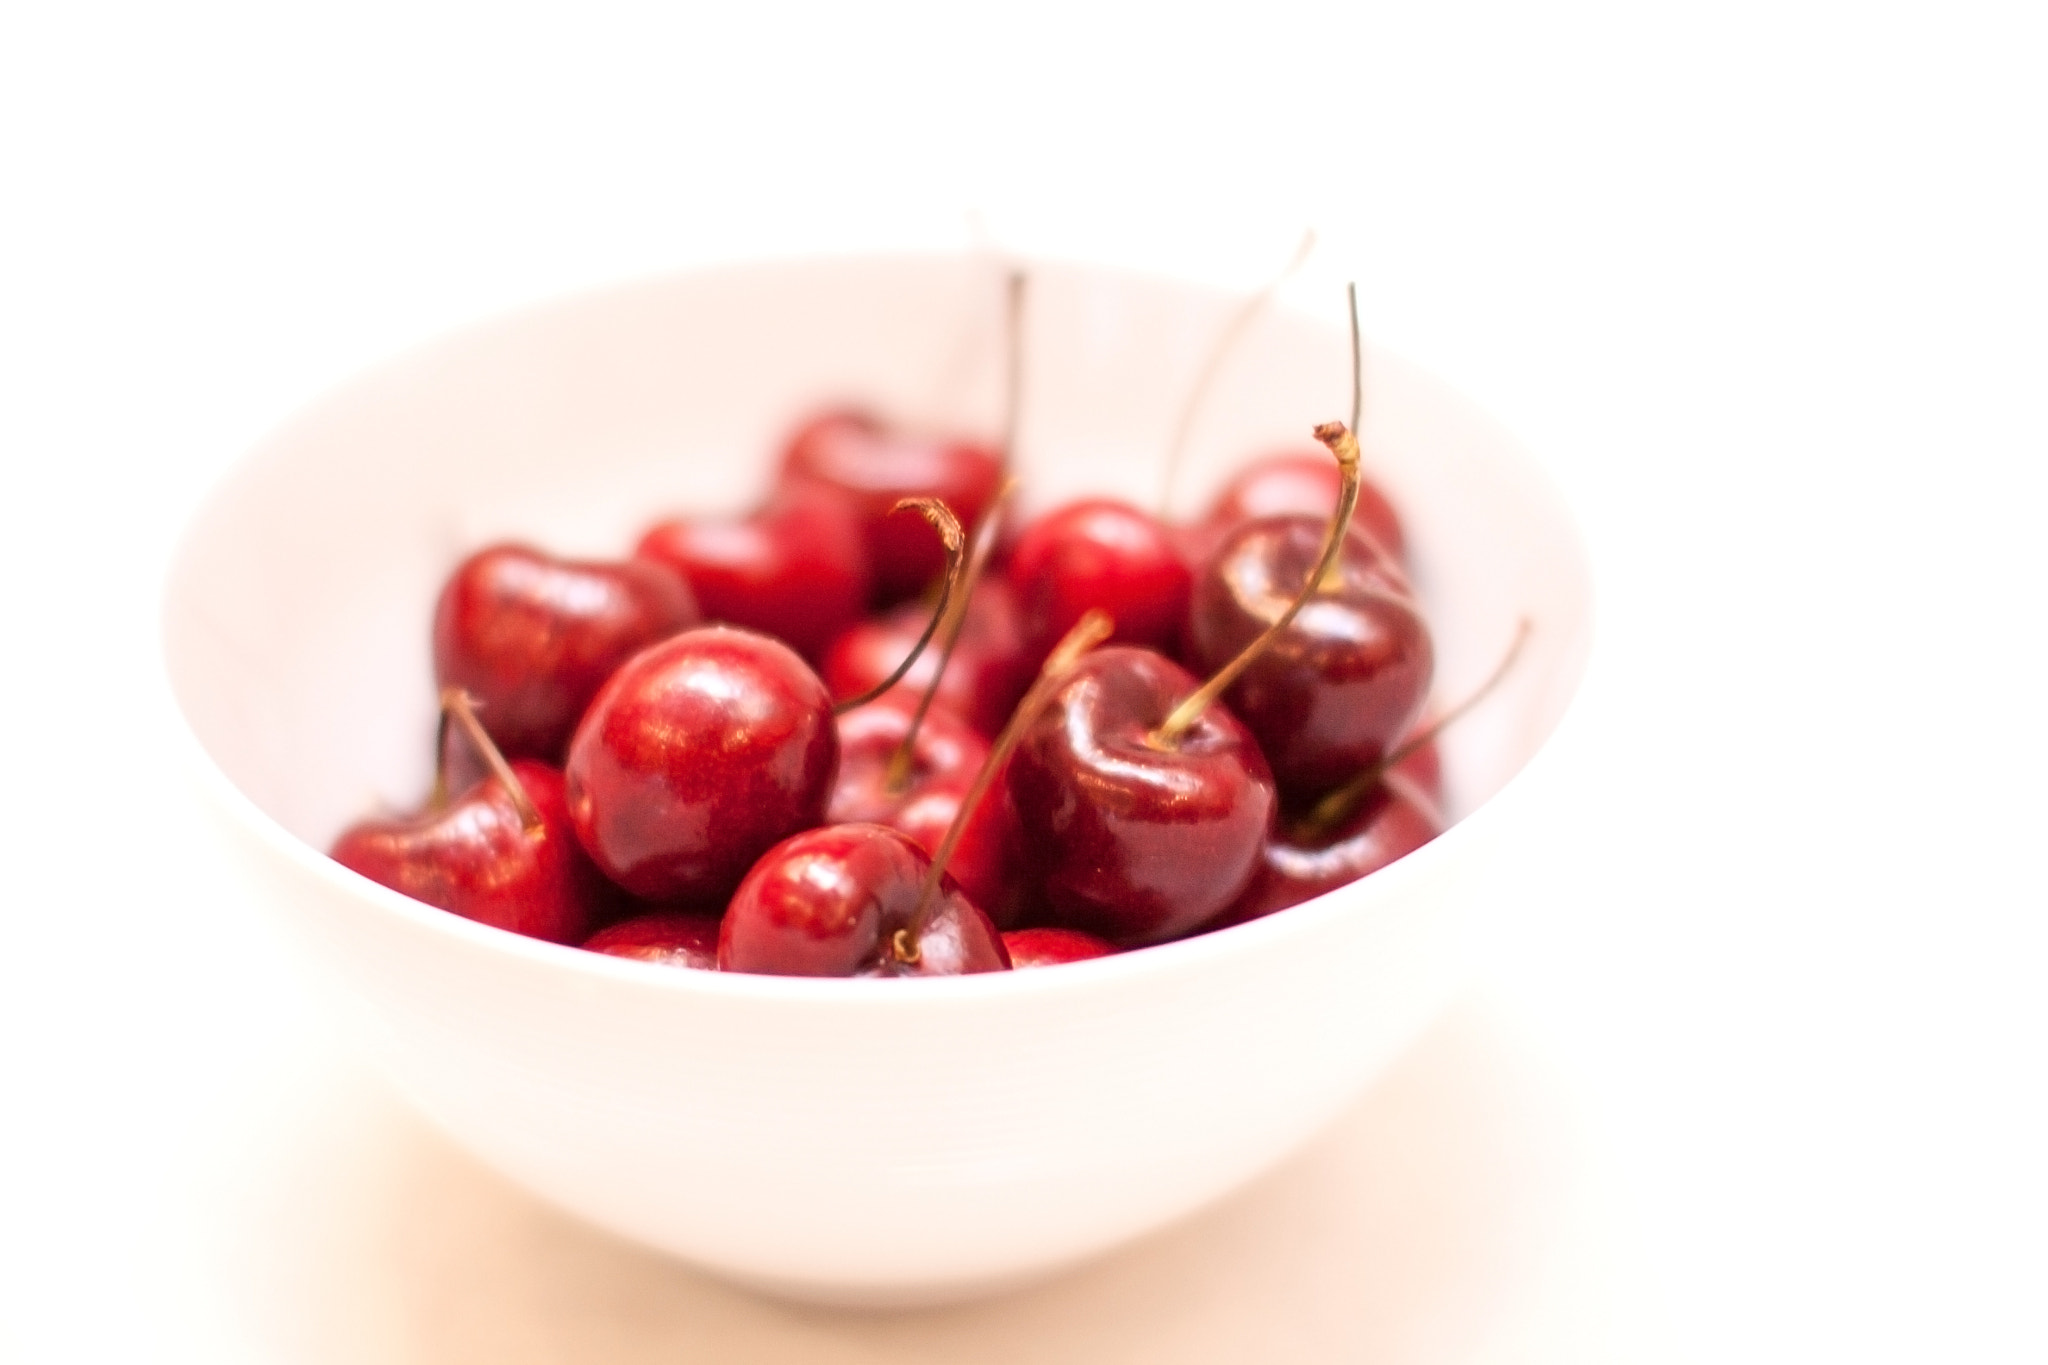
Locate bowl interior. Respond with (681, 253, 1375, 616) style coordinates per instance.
(164, 254, 1591, 886)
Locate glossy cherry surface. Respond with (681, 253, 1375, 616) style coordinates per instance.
(634, 481, 870, 662)
(582, 911, 723, 969)
(331, 760, 603, 945)
(718, 824, 1010, 977)
(780, 409, 1003, 602)
(1212, 772, 1443, 928)
(1185, 514, 1432, 804)
(433, 544, 699, 760)
(1006, 499, 1193, 660)
(1007, 646, 1276, 945)
(820, 578, 1033, 738)
(1001, 927, 1117, 968)
(564, 626, 838, 903)
(1202, 450, 1407, 563)
(826, 696, 1023, 926)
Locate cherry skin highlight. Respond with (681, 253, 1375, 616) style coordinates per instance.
(583, 911, 723, 969)
(826, 696, 1024, 927)
(820, 578, 1033, 738)
(1002, 927, 1118, 968)
(1211, 773, 1443, 928)
(1006, 499, 1193, 661)
(718, 824, 1010, 977)
(780, 409, 1003, 603)
(564, 626, 838, 903)
(432, 544, 698, 761)
(635, 480, 870, 662)
(331, 760, 604, 945)
(1186, 514, 1433, 805)
(1007, 646, 1277, 946)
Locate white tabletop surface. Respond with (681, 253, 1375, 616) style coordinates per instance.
(2, 3, 2043, 1361)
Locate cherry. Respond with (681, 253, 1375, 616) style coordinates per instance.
(634, 479, 869, 662)
(331, 689, 606, 944)
(1185, 508, 1432, 803)
(780, 410, 1003, 603)
(1009, 644, 1277, 945)
(1006, 499, 1193, 660)
(1002, 927, 1118, 968)
(827, 694, 1023, 927)
(563, 625, 838, 903)
(433, 544, 698, 761)
(583, 911, 723, 969)
(717, 824, 1009, 977)
(1200, 451, 1407, 563)
(1212, 771, 1443, 928)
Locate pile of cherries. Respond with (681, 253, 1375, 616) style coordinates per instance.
(332, 378, 1447, 977)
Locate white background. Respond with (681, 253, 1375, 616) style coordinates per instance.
(2, 2, 2043, 1361)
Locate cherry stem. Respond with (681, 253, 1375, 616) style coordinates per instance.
(1298, 617, 1533, 838)
(894, 608, 1116, 964)
(439, 687, 541, 831)
(1002, 269, 1026, 473)
(1156, 228, 1317, 519)
(832, 499, 967, 715)
(886, 479, 1017, 793)
(1151, 418, 1361, 748)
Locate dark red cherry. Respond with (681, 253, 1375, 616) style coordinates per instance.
(1002, 927, 1118, 968)
(718, 824, 1009, 977)
(564, 626, 838, 903)
(1212, 773, 1443, 928)
(433, 544, 699, 760)
(1391, 713, 1444, 804)
(634, 480, 869, 662)
(331, 759, 604, 945)
(583, 911, 723, 969)
(1007, 646, 1276, 945)
(1186, 514, 1432, 803)
(1203, 450, 1407, 563)
(820, 578, 1033, 738)
(826, 696, 1024, 927)
(780, 410, 1003, 603)
(1006, 499, 1193, 661)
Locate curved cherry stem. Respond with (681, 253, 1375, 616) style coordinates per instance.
(1298, 617, 1533, 838)
(1155, 229, 1317, 519)
(832, 499, 967, 715)
(886, 479, 1017, 793)
(1151, 417, 1361, 748)
(438, 687, 541, 831)
(894, 608, 1116, 964)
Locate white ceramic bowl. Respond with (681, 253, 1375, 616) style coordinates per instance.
(162, 255, 1593, 1306)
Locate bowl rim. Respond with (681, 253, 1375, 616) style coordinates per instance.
(159, 250, 1597, 1007)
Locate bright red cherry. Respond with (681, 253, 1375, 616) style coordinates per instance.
(1185, 512, 1432, 804)
(1002, 927, 1118, 968)
(1006, 499, 1193, 660)
(820, 578, 1033, 738)
(1211, 772, 1443, 928)
(781, 410, 1003, 603)
(564, 626, 838, 903)
(331, 692, 606, 944)
(583, 911, 723, 969)
(1202, 451, 1407, 563)
(433, 544, 698, 761)
(718, 824, 1009, 977)
(1008, 645, 1277, 945)
(827, 696, 1024, 927)
(634, 480, 869, 663)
